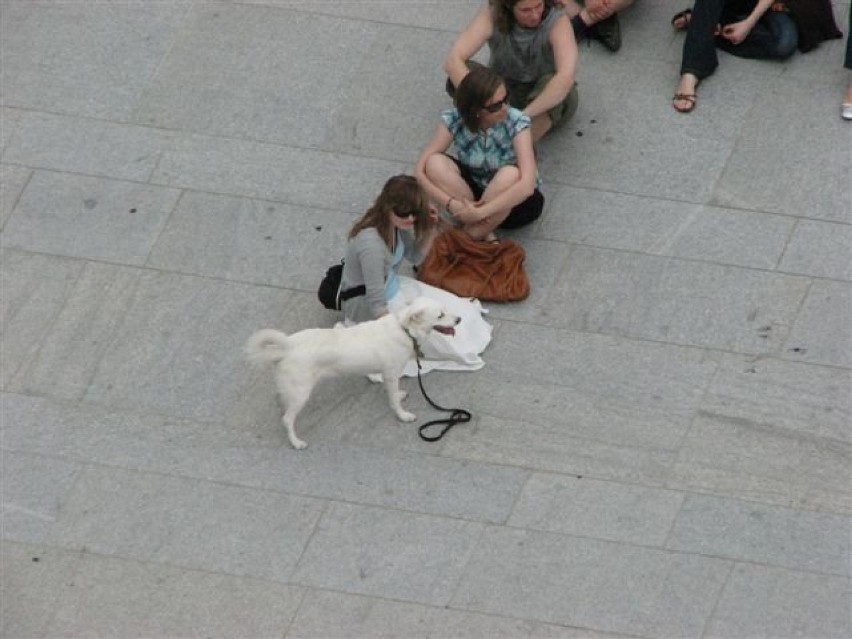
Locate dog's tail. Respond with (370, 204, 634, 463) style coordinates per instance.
(245, 329, 291, 365)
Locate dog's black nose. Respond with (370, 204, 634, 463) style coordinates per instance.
(454, 317, 461, 325)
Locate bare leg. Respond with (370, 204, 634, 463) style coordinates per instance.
(423, 153, 476, 210)
(464, 166, 522, 240)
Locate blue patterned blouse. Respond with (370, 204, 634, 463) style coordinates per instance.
(440, 106, 541, 189)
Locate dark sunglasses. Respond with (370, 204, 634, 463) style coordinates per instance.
(482, 95, 509, 113)
(393, 208, 422, 219)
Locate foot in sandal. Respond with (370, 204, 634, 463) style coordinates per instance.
(673, 73, 699, 113)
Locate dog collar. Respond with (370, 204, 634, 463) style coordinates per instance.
(403, 327, 424, 361)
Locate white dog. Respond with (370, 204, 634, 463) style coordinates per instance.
(245, 297, 460, 449)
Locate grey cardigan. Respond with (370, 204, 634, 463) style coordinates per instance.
(340, 227, 422, 323)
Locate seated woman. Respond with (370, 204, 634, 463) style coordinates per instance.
(339, 174, 492, 375)
(416, 65, 542, 241)
(672, 0, 798, 113)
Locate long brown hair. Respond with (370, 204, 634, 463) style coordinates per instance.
(348, 175, 431, 247)
(490, 0, 555, 34)
(455, 66, 504, 132)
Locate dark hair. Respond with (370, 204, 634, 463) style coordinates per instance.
(490, 0, 554, 34)
(348, 175, 431, 245)
(454, 66, 504, 132)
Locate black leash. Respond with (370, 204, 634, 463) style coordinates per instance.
(406, 330, 472, 442)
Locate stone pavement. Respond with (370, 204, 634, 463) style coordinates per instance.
(1, 0, 850, 636)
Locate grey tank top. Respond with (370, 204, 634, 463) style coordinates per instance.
(488, 7, 563, 84)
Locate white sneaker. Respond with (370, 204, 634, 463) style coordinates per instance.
(842, 103, 852, 121)
(366, 373, 383, 383)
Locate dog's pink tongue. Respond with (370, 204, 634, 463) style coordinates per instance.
(435, 326, 456, 336)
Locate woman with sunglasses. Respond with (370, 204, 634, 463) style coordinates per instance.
(416, 65, 542, 242)
(339, 174, 492, 374)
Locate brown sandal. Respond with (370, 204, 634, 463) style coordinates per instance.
(672, 93, 696, 113)
(671, 8, 692, 31)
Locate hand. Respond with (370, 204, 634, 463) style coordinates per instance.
(427, 204, 439, 225)
(720, 20, 752, 45)
(449, 197, 477, 222)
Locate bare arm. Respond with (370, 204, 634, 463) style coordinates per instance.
(721, 0, 774, 44)
(521, 13, 577, 119)
(444, 4, 493, 89)
(414, 123, 458, 209)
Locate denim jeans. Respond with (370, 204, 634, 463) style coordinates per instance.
(845, 10, 851, 70)
(681, 0, 798, 80)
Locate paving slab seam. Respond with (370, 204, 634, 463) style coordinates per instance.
(0, 164, 33, 233)
(2, 445, 529, 526)
(697, 560, 737, 639)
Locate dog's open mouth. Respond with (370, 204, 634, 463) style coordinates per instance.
(434, 325, 456, 336)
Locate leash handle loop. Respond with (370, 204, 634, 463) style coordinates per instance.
(414, 354, 472, 443)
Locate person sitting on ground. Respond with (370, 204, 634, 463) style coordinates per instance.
(339, 174, 492, 375)
(555, 0, 636, 52)
(445, 0, 578, 143)
(417, 66, 542, 242)
(671, 0, 799, 113)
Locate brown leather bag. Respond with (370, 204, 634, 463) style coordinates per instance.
(417, 229, 530, 302)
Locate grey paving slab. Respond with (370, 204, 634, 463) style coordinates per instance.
(81, 270, 293, 422)
(706, 564, 852, 639)
(1, 450, 82, 543)
(0, 249, 83, 388)
(535, 57, 759, 203)
(292, 502, 484, 606)
(539, 185, 795, 270)
(0, 0, 191, 120)
(0, 107, 25, 152)
(1, 541, 77, 638)
(702, 353, 851, 444)
(784, 279, 852, 368)
(287, 589, 627, 639)
(507, 473, 684, 546)
(1, 170, 180, 264)
(1, 111, 167, 182)
(316, 21, 454, 162)
(451, 526, 730, 637)
(0, 162, 30, 229)
(779, 219, 852, 280)
(441, 412, 677, 486)
(47, 465, 326, 583)
(670, 414, 852, 515)
(445, 320, 718, 450)
(147, 189, 356, 289)
(544, 246, 811, 354)
(46, 552, 304, 639)
(288, 589, 539, 639)
(134, 2, 380, 149)
(242, 0, 481, 31)
(1, 393, 528, 524)
(667, 493, 851, 576)
(712, 78, 852, 222)
(150, 130, 408, 212)
(8, 262, 145, 401)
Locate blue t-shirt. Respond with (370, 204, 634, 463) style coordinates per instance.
(384, 230, 405, 301)
(441, 106, 541, 189)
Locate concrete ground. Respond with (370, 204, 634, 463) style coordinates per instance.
(2, 1, 850, 637)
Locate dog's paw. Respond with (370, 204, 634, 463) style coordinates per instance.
(290, 437, 308, 450)
(397, 410, 416, 422)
